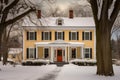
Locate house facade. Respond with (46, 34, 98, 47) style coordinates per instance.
(23, 10, 96, 63)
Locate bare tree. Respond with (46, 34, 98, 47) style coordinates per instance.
(89, 0, 120, 76)
(0, 0, 36, 63)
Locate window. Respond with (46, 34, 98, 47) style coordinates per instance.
(55, 32, 64, 40)
(57, 18, 63, 25)
(12, 54, 16, 58)
(82, 32, 92, 40)
(69, 31, 79, 40)
(71, 48, 76, 58)
(42, 32, 51, 40)
(27, 48, 36, 59)
(29, 48, 35, 59)
(84, 48, 92, 59)
(44, 48, 49, 58)
(58, 19, 62, 25)
(27, 32, 37, 40)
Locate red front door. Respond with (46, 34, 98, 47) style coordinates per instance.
(57, 49, 62, 62)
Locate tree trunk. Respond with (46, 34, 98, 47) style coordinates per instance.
(96, 21, 114, 76)
(0, 27, 4, 61)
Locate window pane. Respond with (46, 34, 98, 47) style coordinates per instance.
(57, 32, 62, 40)
(29, 48, 34, 58)
(58, 19, 62, 25)
(71, 32, 76, 40)
(30, 32, 35, 40)
(43, 32, 50, 40)
(84, 48, 90, 58)
(44, 32, 49, 40)
(72, 48, 76, 58)
(44, 48, 49, 58)
(85, 53, 89, 58)
(85, 32, 90, 40)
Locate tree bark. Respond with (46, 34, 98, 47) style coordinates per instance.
(96, 21, 114, 76)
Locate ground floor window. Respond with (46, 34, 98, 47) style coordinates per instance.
(84, 48, 92, 59)
(71, 48, 76, 58)
(27, 48, 36, 59)
(44, 48, 49, 58)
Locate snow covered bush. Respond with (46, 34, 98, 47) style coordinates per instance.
(70, 59, 96, 66)
(22, 59, 50, 66)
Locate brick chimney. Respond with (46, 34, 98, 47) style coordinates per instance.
(37, 10, 41, 18)
(69, 10, 74, 18)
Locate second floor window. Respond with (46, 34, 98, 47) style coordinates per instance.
(55, 31, 64, 40)
(42, 32, 51, 40)
(82, 31, 92, 40)
(27, 32, 37, 40)
(69, 31, 79, 40)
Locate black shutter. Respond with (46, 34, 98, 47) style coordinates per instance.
(50, 32, 51, 40)
(82, 32, 84, 40)
(34, 48, 36, 59)
(27, 48, 29, 59)
(77, 32, 79, 40)
(63, 32, 64, 40)
(55, 32, 57, 40)
(27, 32, 29, 40)
(42, 32, 44, 40)
(35, 32, 37, 40)
(90, 48, 92, 59)
(69, 32, 71, 40)
(90, 32, 92, 40)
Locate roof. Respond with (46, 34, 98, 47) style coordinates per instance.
(22, 17, 95, 27)
(8, 48, 22, 54)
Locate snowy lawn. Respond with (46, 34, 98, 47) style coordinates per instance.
(0, 62, 120, 80)
(0, 62, 57, 80)
(55, 64, 120, 80)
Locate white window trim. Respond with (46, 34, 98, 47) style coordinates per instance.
(28, 47, 35, 59)
(43, 31, 50, 40)
(84, 31, 91, 40)
(71, 31, 77, 40)
(43, 47, 49, 58)
(57, 31, 63, 40)
(84, 48, 91, 59)
(71, 47, 77, 59)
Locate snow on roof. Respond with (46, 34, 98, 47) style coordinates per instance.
(35, 40, 84, 46)
(22, 17, 95, 27)
(8, 48, 22, 54)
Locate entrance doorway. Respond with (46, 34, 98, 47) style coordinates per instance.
(57, 49, 62, 62)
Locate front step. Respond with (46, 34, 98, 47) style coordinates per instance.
(50, 62, 69, 67)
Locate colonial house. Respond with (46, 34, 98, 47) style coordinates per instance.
(22, 10, 96, 63)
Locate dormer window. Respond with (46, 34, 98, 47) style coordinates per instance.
(56, 18, 63, 25)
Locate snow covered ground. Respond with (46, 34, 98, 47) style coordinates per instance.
(55, 64, 120, 80)
(0, 62, 120, 80)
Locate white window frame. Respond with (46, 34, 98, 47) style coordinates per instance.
(71, 31, 77, 40)
(28, 31, 36, 40)
(84, 31, 91, 40)
(71, 47, 77, 59)
(57, 31, 63, 40)
(28, 48, 35, 59)
(43, 47, 49, 59)
(43, 31, 50, 40)
(84, 48, 91, 59)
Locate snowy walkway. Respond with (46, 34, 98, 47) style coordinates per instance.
(37, 67, 61, 80)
